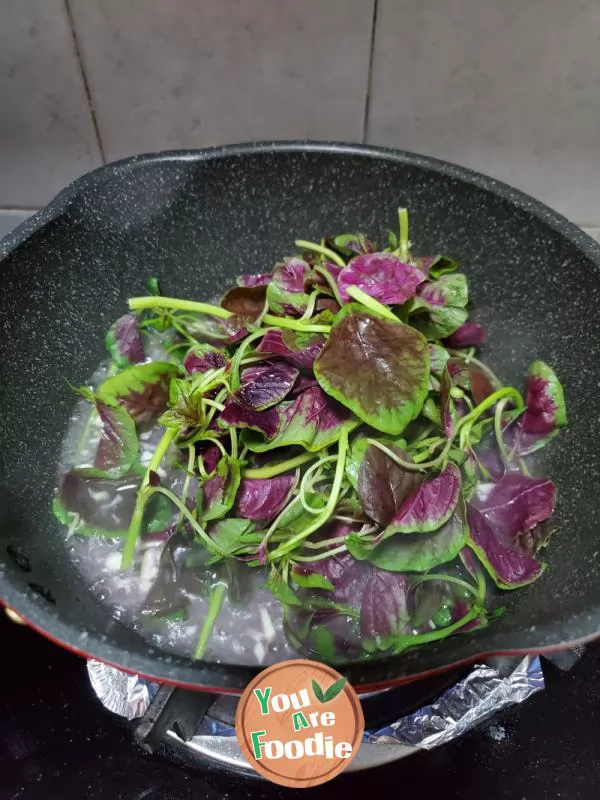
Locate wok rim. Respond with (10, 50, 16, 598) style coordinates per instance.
(2, 139, 599, 690)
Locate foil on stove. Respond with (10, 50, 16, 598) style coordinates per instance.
(364, 655, 543, 747)
(87, 660, 160, 721)
(87, 654, 544, 748)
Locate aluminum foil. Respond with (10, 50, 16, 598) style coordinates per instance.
(86, 655, 543, 748)
(87, 660, 160, 721)
(364, 655, 543, 747)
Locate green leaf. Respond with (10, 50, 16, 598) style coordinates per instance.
(323, 677, 347, 702)
(348, 505, 468, 572)
(266, 280, 310, 316)
(311, 679, 326, 703)
(409, 274, 469, 339)
(207, 518, 255, 558)
(148, 277, 161, 295)
(200, 456, 242, 523)
(314, 305, 430, 436)
(240, 386, 359, 453)
(268, 569, 303, 607)
(98, 362, 179, 426)
(310, 626, 337, 662)
(290, 569, 335, 591)
(418, 254, 458, 279)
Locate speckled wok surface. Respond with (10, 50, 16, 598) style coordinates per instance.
(1, 142, 599, 692)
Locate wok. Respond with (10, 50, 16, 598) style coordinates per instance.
(1, 142, 599, 694)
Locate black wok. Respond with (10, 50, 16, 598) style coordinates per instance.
(1, 142, 599, 693)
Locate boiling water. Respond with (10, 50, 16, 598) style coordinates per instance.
(57, 356, 294, 667)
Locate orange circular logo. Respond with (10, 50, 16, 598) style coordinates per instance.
(235, 659, 364, 788)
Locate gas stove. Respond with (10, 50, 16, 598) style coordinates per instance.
(2, 609, 597, 800)
(87, 651, 557, 777)
(130, 663, 469, 773)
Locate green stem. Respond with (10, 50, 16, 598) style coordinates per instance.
(243, 452, 316, 479)
(121, 427, 177, 568)
(229, 427, 238, 460)
(202, 398, 225, 413)
(300, 290, 320, 321)
(313, 265, 343, 305)
(258, 494, 303, 556)
(295, 239, 346, 267)
(393, 607, 479, 654)
(194, 583, 227, 660)
(268, 429, 349, 561)
(449, 351, 502, 387)
(178, 445, 196, 528)
(367, 437, 448, 472)
(414, 572, 481, 599)
(368, 387, 524, 473)
(293, 544, 347, 561)
(128, 296, 233, 319)
(494, 397, 511, 464)
(229, 328, 269, 391)
(398, 207, 409, 262)
(261, 314, 330, 333)
(147, 486, 228, 556)
(302, 534, 352, 550)
(346, 286, 398, 321)
(299, 453, 336, 514)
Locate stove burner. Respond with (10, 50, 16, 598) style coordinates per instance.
(123, 651, 580, 776)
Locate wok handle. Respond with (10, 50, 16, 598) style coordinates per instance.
(134, 683, 219, 754)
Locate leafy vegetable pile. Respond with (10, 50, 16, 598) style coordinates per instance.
(54, 209, 567, 663)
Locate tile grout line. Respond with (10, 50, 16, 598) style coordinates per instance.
(64, 0, 107, 164)
(361, 0, 379, 144)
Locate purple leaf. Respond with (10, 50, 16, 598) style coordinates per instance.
(357, 442, 422, 526)
(60, 470, 139, 532)
(198, 441, 223, 475)
(105, 314, 145, 368)
(337, 253, 426, 304)
(220, 285, 267, 321)
(512, 361, 567, 455)
(233, 361, 299, 411)
(184, 313, 249, 346)
(235, 475, 296, 522)
(257, 328, 326, 369)
(97, 362, 179, 428)
(444, 322, 487, 348)
(237, 273, 272, 288)
(298, 552, 373, 605)
(360, 571, 411, 652)
(272, 257, 310, 292)
(219, 398, 281, 439)
(383, 463, 461, 535)
(289, 374, 319, 398)
(94, 400, 138, 475)
(314, 306, 429, 435)
(183, 344, 230, 375)
(241, 384, 356, 453)
(469, 363, 498, 405)
(467, 475, 556, 588)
